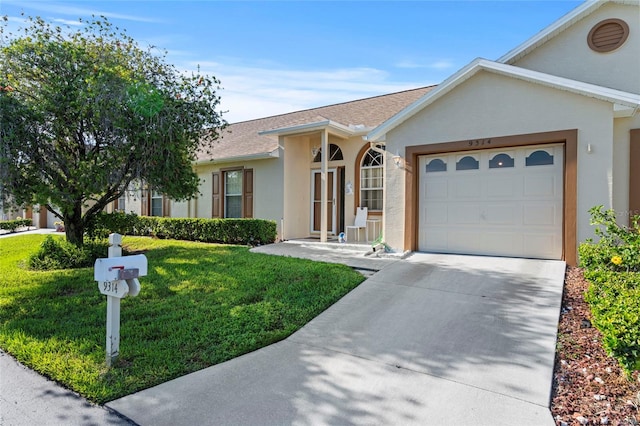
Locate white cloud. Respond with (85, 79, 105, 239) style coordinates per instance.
(395, 59, 454, 70)
(190, 60, 430, 123)
(6, 1, 161, 23)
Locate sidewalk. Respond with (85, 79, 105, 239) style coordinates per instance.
(0, 227, 57, 238)
(0, 351, 133, 426)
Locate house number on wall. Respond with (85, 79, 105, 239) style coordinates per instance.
(467, 139, 492, 147)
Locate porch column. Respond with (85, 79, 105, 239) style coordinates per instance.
(320, 129, 328, 242)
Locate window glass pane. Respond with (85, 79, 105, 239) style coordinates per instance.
(489, 153, 514, 169)
(225, 196, 242, 218)
(329, 144, 343, 161)
(361, 166, 383, 189)
(426, 158, 447, 173)
(225, 171, 242, 195)
(456, 156, 479, 170)
(362, 148, 384, 167)
(151, 198, 162, 217)
(526, 150, 554, 166)
(225, 171, 243, 218)
(117, 195, 126, 211)
(361, 189, 383, 211)
(360, 148, 384, 211)
(151, 190, 163, 216)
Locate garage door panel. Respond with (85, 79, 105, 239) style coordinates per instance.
(450, 204, 483, 224)
(418, 144, 563, 260)
(486, 176, 519, 198)
(452, 178, 482, 198)
(424, 177, 448, 198)
(423, 204, 448, 224)
(523, 203, 559, 226)
(523, 175, 559, 197)
(483, 203, 519, 225)
(523, 234, 560, 259)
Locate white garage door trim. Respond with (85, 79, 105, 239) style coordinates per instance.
(418, 144, 564, 260)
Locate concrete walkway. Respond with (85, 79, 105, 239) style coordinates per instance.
(108, 252, 565, 425)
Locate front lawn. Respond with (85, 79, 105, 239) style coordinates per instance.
(0, 235, 365, 403)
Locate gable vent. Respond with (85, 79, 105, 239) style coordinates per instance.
(588, 19, 629, 53)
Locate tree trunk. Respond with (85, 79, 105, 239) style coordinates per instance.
(64, 201, 84, 247)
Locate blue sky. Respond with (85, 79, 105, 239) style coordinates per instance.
(1, 1, 583, 122)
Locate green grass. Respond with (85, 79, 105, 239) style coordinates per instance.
(0, 235, 365, 403)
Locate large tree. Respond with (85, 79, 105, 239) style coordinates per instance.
(0, 16, 225, 246)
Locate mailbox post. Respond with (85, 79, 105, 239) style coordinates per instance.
(94, 233, 147, 366)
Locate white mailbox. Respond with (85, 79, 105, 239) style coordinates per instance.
(94, 254, 148, 283)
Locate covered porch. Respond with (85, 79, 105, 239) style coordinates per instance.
(259, 119, 384, 243)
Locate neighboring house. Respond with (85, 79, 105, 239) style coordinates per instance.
(116, 87, 433, 241)
(114, 0, 639, 266)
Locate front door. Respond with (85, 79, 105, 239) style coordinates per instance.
(311, 169, 336, 234)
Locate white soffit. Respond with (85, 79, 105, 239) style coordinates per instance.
(194, 149, 279, 166)
(366, 58, 640, 142)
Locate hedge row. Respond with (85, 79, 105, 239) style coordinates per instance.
(86, 212, 277, 245)
(0, 218, 32, 232)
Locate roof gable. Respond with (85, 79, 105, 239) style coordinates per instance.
(498, 0, 636, 64)
(367, 59, 640, 142)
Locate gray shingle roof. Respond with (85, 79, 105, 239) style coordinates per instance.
(197, 86, 434, 163)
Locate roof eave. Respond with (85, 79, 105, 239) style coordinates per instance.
(258, 120, 357, 139)
(194, 149, 280, 166)
(367, 58, 640, 142)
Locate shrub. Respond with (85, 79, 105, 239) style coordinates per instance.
(0, 218, 32, 232)
(27, 236, 110, 270)
(87, 212, 277, 245)
(584, 269, 640, 373)
(580, 205, 640, 375)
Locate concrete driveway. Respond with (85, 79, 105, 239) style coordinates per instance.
(108, 252, 565, 425)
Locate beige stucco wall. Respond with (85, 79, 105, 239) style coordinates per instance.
(193, 154, 284, 232)
(384, 71, 616, 252)
(513, 2, 640, 95)
(612, 115, 640, 221)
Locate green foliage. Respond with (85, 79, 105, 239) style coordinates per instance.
(0, 16, 226, 246)
(0, 218, 31, 232)
(582, 205, 640, 272)
(0, 235, 364, 403)
(584, 269, 640, 373)
(86, 211, 277, 245)
(27, 235, 110, 270)
(580, 205, 640, 375)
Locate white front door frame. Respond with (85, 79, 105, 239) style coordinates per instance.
(311, 168, 337, 235)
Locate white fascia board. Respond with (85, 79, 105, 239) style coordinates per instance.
(484, 60, 640, 107)
(194, 149, 279, 166)
(367, 58, 640, 142)
(258, 120, 355, 139)
(497, 0, 604, 64)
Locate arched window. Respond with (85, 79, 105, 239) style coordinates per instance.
(489, 153, 514, 169)
(526, 150, 554, 166)
(359, 147, 384, 211)
(456, 155, 479, 171)
(426, 158, 447, 173)
(313, 143, 343, 162)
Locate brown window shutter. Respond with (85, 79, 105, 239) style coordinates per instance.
(141, 189, 150, 216)
(162, 196, 171, 217)
(113, 199, 119, 212)
(212, 172, 221, 218)
(243, 168, 253, 218)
